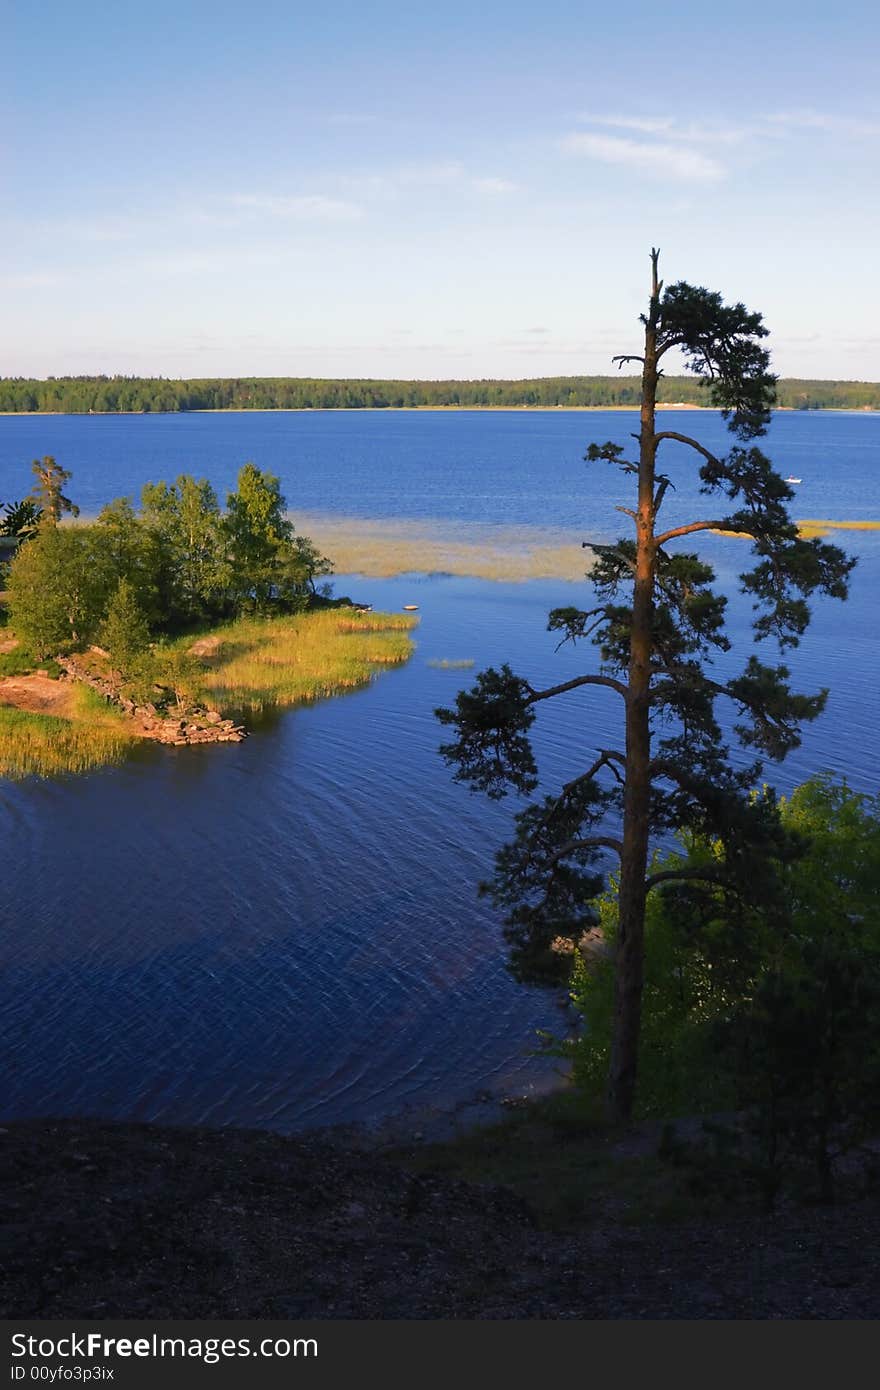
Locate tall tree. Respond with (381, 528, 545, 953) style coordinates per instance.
(140, 476, 228, 622)
(5, 525, 107, 656)
(100, 578, 153, 676)
(225, 463, 332, 610)
(437, 250, 855, 1122)
(30, 457, 80, 524)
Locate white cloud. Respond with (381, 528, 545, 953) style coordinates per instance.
(397, 160, 465, 185)
(562, 132, 724, 183)
(135, 248, 290, 277)
(581, 114, 751, 146)
(765, 108, 880, 138)
(0, 271, 65, 289)
(581, 115, 676, 135)
(228, 193, 364, 221)
(470, 176, 518, 193)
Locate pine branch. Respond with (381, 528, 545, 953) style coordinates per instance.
(652, 475, 674, 516)
(654, 518, 732, 544)
(654, 430, 721, 466)
(645, 866, 728, 890)
(526, 673, 628, 702)
(550, 836, 624, 864)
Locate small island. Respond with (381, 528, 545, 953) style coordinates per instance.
(0, 458, 417, 779)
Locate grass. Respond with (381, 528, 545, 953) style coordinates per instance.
(0, 609, 416, 778)
(386, 1091, 735, 1230)
(795, 519, 880, 539)
(0, 688, 137, 779)
(713, 518, 880, 540)
(178, 607, 418, 713)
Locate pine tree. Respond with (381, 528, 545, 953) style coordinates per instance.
(437, 250, 855, 1122)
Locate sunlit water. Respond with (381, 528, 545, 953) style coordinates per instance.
(1, 410, 878, 1131)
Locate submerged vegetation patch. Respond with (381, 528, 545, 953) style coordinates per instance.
(299, 513, 592, 582)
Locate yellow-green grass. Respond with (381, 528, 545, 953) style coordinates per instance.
(0, 687, 137, 779)
(181, 608, 418, 713)
(713, 519, 880, 540)
(795, 519, 880, 539)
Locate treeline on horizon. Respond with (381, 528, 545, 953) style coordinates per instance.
(1, 374, 879, 414)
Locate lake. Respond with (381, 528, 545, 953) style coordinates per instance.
(1, 409, 878, 1132)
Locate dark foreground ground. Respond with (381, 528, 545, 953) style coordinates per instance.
(2, 1115, 878, 1319)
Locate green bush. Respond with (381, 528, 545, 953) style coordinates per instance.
(560, 777, 880, 1199)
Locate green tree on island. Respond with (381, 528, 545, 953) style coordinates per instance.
(437, 250, 855, 1123)
(6, 461, 335, 658)
(224, 462, 331, 610)
(140, 476, 230, 623)
(5, 525, 106, 656)
(100, 579, 153, 677)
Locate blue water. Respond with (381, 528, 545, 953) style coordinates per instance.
(3, 406, 879, 534)
(1, 410, 878, 1132)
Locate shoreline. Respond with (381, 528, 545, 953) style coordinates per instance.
(5, 1110, 878, 1319)
(1, 404, 878, 417)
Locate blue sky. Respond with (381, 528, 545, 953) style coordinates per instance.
(3, 0, 879, 380)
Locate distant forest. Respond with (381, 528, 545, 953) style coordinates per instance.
(1, 375, 879, 414)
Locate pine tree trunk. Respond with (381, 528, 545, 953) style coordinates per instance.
(606, 253, 660, 1123)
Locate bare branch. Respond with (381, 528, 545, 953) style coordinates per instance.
(552, 610, 609, 651)
(654, 431, 721, 467)
(613, 354, 645, 368)
(551, 836, 624, 865)
(526, 673, 628, 702)
(584, 540, 638, 574)
(538, 750, 627, 830)
(652, 475, 674, 517)
(616, 505, 638, 521)
(646, 866, 727, 890)
(654, 518, 729, 545)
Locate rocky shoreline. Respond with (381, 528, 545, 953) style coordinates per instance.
(58, 654, 247, 745)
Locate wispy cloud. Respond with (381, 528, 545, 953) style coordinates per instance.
(135, 247, 291, 278)
(583, 115, 676, 136)
(562, 131, 724, 183)
(577, 107, 880, 149)
(0, 271, 66, 289)
(579, 114, 751, 146)
(765, 108, 880, 138)
(227, 193, 364, 221)
(331, 161, 520, 198)
(470, 176, 518, 193)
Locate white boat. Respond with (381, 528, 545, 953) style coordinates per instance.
(784, 475, 802, 484)
(403, 604, 419, 611)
